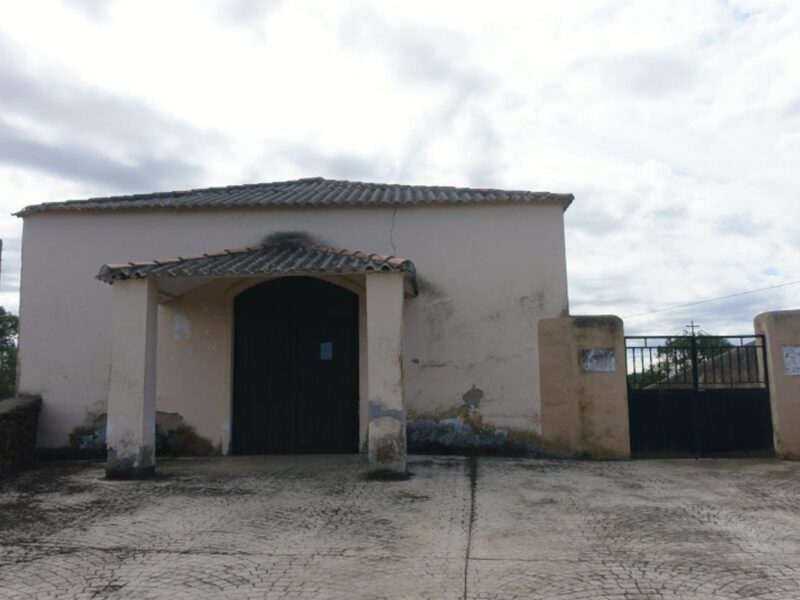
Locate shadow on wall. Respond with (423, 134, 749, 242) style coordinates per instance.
(64, 411, 215, 458)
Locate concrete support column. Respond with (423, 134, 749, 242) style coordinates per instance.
(106, 278, 158, 479)
(366, 272, 407, 475)
(755, 310, 800, 459)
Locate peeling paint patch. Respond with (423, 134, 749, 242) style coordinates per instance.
(368, 400, 405, 422)
(173, 312, 191, 341)
(462, 385, 484, 408)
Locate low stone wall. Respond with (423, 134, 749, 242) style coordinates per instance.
(0, 394, 42, 477)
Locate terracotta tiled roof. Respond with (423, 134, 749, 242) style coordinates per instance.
(19, 177, 573, 215)
(97, 239, 416, 287)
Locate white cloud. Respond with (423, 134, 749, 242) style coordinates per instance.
(0, 0, 797, 333)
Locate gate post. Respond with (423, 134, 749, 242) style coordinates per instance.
(365, 272, 407, 475)
(539, 315, 629, 458)
(755, 310, 800, 459)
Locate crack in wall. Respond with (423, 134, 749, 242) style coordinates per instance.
(389, 206, 398, 255)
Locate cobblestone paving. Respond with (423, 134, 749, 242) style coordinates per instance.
(0, 456, 470, 599)
(468, 458, 800, 599)
(1, 457, 800, 599)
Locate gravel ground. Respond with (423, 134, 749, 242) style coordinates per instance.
(1, 455, 799, 599)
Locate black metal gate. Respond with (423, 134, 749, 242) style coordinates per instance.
(626, 335, 773, 457)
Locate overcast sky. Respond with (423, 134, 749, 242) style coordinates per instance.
(0, 0, 798, 334)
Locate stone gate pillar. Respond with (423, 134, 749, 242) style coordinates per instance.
(365, 272, 407, 475)
(755, 310, 800, 459)
(539, 315, 629, 458)
(105, 278, 158, 479)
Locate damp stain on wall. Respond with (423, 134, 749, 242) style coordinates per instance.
(68, 410, 215, 457)
(407, 385, 543, 456)
(173, 312, 191, 342)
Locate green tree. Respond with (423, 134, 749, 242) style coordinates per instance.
(628, 329, 734, 389)
(0, 307, 19, 399)
(659, 329, 733, 363)
(627, 364, 664, 389)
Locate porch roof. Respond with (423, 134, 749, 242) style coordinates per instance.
(97, 239, 417, 294)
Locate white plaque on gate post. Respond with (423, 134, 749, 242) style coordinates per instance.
(783, 346, 800, 376)
(582, 349, 616, 372)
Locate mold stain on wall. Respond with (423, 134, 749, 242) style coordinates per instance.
(68, 410, 215, 457)
(407, 385, 543, 456)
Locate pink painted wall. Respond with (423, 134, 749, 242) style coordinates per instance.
(17, 202, 569, 450)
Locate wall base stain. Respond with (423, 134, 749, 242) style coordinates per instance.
(105, 446, 156, 480)
(408, 385, 543, 456)
(407, 411, 544, 457)
(68, 412, 107, 456)
(158, 423, 214, 457)
(65, 411, 215, 458)
(372, 429, 406, 464)
(364, 468, 411, 482)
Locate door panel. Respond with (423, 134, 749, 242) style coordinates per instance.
(232, 277, 359, 454)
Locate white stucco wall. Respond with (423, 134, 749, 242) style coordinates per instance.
(17, 202, 569, 450)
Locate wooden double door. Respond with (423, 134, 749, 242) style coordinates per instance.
(232, 277, 359, 454)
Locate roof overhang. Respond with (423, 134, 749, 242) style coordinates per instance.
(16, 176, 573, 216)
(97, 240, 418, 298)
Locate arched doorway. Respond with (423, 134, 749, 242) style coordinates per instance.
(232, 277, 359, 454)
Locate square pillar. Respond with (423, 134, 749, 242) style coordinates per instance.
(106, 278, 158, 479)
(366, 272, 407, 475)
(539, 315, 629, 458)
(755, 310, 800, 459)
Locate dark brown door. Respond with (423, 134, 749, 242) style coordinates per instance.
(232, 277, 359, 454)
